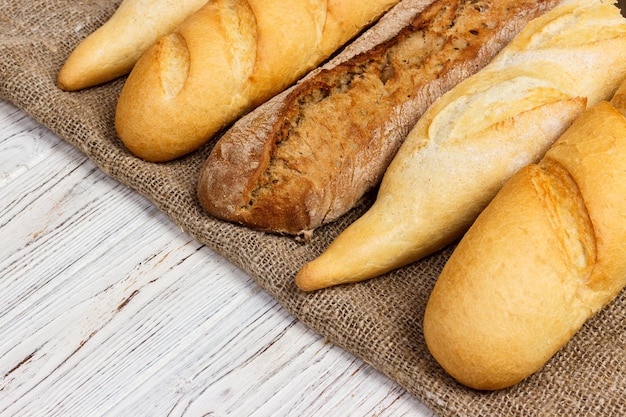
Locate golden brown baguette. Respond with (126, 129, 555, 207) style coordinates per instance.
(58, 0, 207, 91)
(114, 0, 400, 162)
(197, 0, 564, 238)
(611, 74, 626, 116)
(295, 0, 626, 291)
(423, 98, 626, 391)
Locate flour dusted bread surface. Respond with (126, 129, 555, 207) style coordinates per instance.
(295, 0, 626, 291)
(114, 0, 400, 162)
(198, 0, 565, 237)
(57, 0, 207, 91)
(423, 99, 626, 391)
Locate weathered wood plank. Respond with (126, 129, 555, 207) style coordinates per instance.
(0, 100, 434, 417)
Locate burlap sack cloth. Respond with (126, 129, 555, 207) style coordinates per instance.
(2, 1, 626, 415)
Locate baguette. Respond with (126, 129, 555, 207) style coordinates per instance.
(295, 0, 626, 291)
(611, 74, 626, 116)
(423, 96, 626, 390)
(114, 0, 400, 162)
(197, 0, 564, 237)
(58, 0, 207, 91)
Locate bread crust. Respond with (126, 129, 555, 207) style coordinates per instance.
(57, 0, 207, 91)
(198, 0, 563, 236)
(423, 100, 626, 390)
(295, 0, 626, 291)
(115, 0, 400, 161)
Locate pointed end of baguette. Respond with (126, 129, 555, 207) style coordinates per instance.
(295, 207, 414, 292)
(57, 28, 136, 92)
(57, 46, 103, 91)
(294, 262, 329, 292)
(57, 34, 99, 91)
(295, 235, 380, 292)
(57, 66, 79, 92)
(295, 251, 375, 292)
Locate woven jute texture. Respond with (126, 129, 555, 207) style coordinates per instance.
(2, 1, 626, 416)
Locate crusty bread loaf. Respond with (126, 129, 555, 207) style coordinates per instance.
(423, 97, 626, 391)
(296, 0, 626, 291)
(197, 0, 563, 238)
(611, 74, 626, 116)
(114, 0, 400, 162)
(58, 0, 207, 91)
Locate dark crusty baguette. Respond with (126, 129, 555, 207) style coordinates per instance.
(197, 0, 564, 237)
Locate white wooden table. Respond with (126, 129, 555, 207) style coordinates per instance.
(0, 99, 436, 416)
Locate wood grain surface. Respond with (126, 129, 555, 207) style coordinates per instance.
(0, 99, 435, 416)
